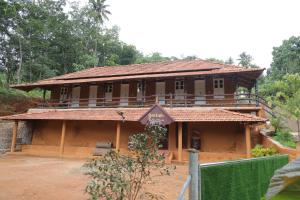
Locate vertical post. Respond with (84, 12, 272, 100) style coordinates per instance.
(116, 121, 121, 151)
(10, 120, 19, 152)
(245, 124, 251, 158)
(189, 149, 199, 200)
(43, 89, 46, 103)
(255, 80, 259, 106)
(178, 122, 183, 162)
(59, 120, 67, 156)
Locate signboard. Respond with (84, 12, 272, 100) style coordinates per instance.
(139, 104, 174, 126)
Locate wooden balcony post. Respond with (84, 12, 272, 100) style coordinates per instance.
(245, 124, 251, 158)
(116, 121, 121, 151)
(59, 120, 67, 156)
(10, 120, 18, 152)
(178, 122, 183, 162)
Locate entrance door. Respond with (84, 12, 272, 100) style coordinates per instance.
(89, 85, 98, 107)
(120, 84, 129, 106)
(59, 87, 68, 104)
(156, 82, 165, 105)
(194, 80, 206, 105)
(213, 78, 225, 99)
(175, 80, 185, 103)
(105, 83, 113, 102)
(71, 85, 80, 107)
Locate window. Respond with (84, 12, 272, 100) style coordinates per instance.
(175, 80, 184, 90)
(214, 79, 224, 89)
(105, 83, 113, 93)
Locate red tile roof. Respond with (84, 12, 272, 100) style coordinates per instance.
(11, 60, 264, 90)
(1, 107, 266, 123)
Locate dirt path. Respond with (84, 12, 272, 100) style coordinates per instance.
(0, 154, 188, 200)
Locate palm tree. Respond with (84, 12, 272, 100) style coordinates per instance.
(89, 0, 111, 24)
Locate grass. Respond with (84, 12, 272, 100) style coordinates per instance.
(272, 130, 296, 149)
(271, 191, 300, 200)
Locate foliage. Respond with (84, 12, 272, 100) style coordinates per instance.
(273, 130, 296, 149)
(237, 52, 257, 68)
(251, 145, 278, 157)
(268, 36, 300, 79)
(84, 125, 173, 200)
(270, 116, 287, 133)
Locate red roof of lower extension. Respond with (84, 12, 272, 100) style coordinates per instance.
(11, 60, 264, 90)
(0, 107, 266, 123)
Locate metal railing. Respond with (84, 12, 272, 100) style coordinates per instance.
(38, 93, 261, 109)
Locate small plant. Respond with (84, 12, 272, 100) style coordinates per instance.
(84, 124, 173, 200)
(251, 145, 278, 157)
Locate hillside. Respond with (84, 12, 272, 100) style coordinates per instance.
(0, 87, 40, 116)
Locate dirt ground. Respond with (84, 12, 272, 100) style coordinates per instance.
(0, 154, 188, 200)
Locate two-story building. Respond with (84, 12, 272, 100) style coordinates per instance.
(2, 60, 267, 162)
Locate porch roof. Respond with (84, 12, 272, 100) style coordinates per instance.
(1, 107, 266, 123)
(11, 60, 264, 90)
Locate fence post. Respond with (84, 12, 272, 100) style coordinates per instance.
(189, 149, 199, 200)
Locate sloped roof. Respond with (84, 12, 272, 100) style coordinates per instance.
(0, 107, 266, 123)
(11, 60, 264, 90)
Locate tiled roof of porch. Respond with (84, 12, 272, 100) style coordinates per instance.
(1, 107, 266, 123)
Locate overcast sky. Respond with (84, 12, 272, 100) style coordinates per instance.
(82, 0, 300, 68)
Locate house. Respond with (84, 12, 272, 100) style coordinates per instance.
(2, 60, 267, 162)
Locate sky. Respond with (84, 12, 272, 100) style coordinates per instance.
(80, 0, 300, 68)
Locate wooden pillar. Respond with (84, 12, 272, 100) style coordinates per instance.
(245, 124, 251, 158)
(178, 122, 183, 161)
(10, 120, 19, 152)
(59, 120, 67, 156)
(116, 121, 121, 151)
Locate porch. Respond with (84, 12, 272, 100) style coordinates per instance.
(9, 119, 254, 163)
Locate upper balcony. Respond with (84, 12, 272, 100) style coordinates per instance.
(38, 93, 262, 109)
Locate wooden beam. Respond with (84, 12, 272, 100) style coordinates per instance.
(10, 121, 18, 152)
(59, 120, 67, 156)
(116, 121, 121, 151)
(245, 124, 251, 158)
(178, 122, 183, 162)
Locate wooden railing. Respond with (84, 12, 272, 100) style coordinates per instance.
(38, 93, 261, 109)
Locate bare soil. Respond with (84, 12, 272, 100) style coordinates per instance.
(0, 154, 188, 200)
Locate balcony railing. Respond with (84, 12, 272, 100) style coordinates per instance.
(38, 93, 262, 109)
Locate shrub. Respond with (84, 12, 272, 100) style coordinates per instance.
(251, 145, 278, 157)
(84, 125, 174, 200)
(273, 130, 296, 149)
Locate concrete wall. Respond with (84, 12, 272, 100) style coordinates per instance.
(31, 120, 144, 149)
(0, 121, 33, 153)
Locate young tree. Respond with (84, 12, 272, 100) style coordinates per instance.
(238, 52, 253, 68)
(84, 125, 173, 200)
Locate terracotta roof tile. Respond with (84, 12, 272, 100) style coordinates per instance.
(1, 107, 266, 123)
(11, 60, 264, 89)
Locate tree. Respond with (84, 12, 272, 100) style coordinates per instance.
(84, 125, 173, 200)
(89, 0, 111, 24)
(225, 57, 234, 65)
(206, 57, 224, 64)
(268, 36, 300, 79)
(238, 52, 253, 68)
(261, 74, 300, 139)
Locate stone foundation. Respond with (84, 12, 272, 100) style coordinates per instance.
(0, 121, 33, 153)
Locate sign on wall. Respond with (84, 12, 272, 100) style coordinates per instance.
(139, 104, 174, 126)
